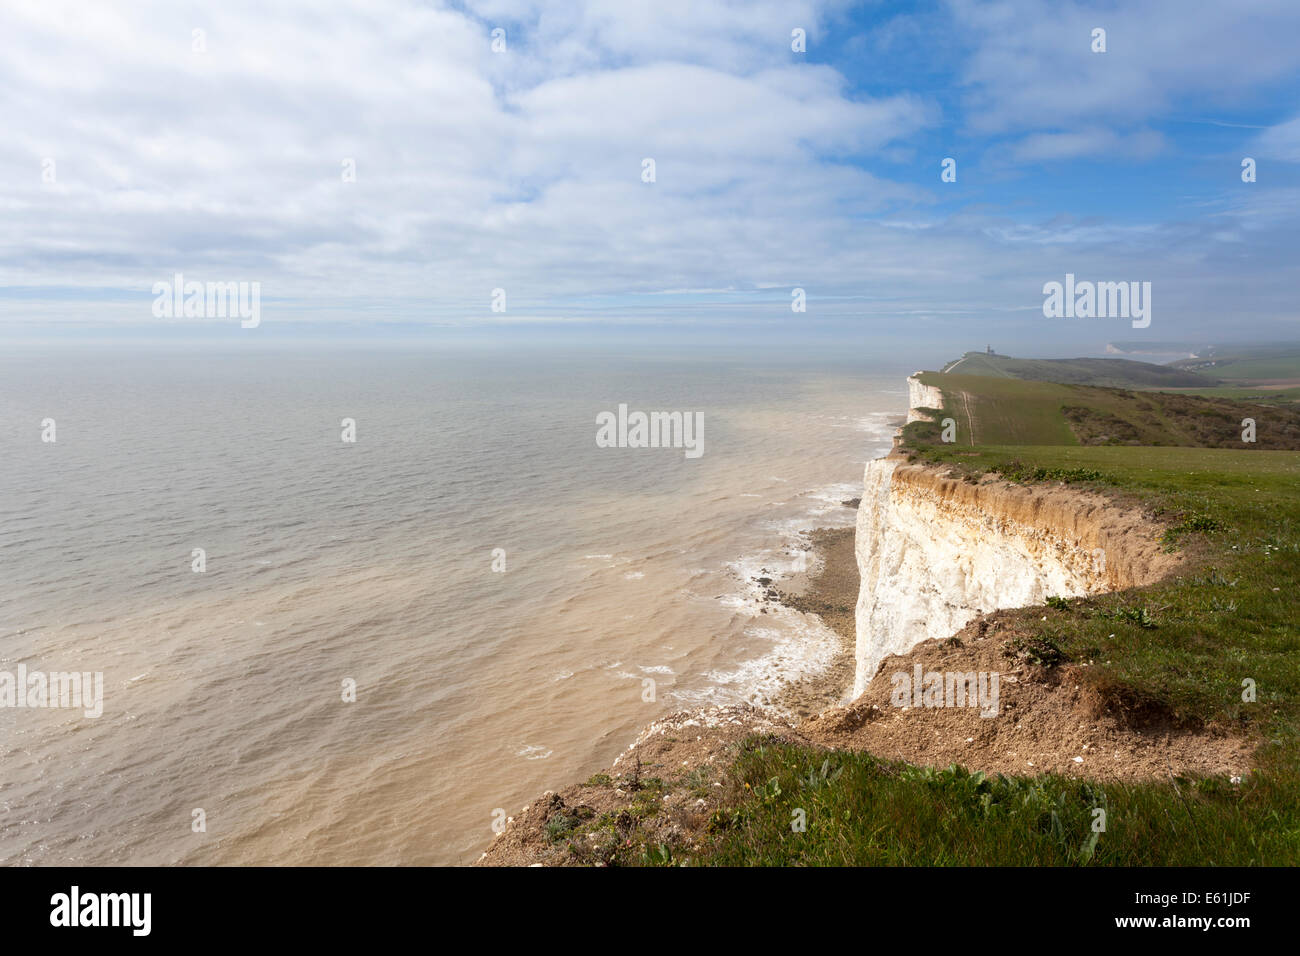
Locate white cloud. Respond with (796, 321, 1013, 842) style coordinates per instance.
(0, 0, 935, 316)
(1008, 127, 1167, 162)
(1250, 115, 1300, 162)
(948, 0, 1300, 134)
(0, 0, 1297, 341)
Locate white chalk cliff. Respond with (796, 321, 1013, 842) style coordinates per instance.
(852, 385, 1172, 697)
(905, 374, 945, 424)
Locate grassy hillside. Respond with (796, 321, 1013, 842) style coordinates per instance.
(939, 351, 1218, 388)
(1169, 345, 1300, 383)
(1107, 340, 1205, 356)
(1156, 384, 1300, 410)
(911, 371, 1300, 449)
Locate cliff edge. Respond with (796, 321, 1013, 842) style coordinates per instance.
(853, 459, 1178, 695)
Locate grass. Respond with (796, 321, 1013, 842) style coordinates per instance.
(912, 372, 1300, 449)
(1209, 358, 1300, 381)
(694, 742, 1300, 866)
(940, 352, 1217, 388)
(913, 372, 1079, 445)
(1157, 385, 1300, 408)
(1170, 346, 1300, 383)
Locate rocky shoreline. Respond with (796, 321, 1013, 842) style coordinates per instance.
(770, 522, 860, 719)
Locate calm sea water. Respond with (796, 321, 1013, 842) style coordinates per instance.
(0, 345, 905, 865)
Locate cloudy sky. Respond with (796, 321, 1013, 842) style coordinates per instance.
(2, 0, 1299, 350)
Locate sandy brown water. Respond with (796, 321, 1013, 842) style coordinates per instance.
(0, 346, 907, 865)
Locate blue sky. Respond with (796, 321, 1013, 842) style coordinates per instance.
(2, 0, 1299, 353)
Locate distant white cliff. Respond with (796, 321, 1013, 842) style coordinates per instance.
(905, 374, 944, 424)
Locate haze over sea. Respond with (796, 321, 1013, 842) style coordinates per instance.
(0, 345, 908, 865)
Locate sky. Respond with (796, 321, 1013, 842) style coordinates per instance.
(2, 0, 1299, 353)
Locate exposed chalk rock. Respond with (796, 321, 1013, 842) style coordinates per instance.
(853, 458, 1174, 696)
(905, 374, 945, 424)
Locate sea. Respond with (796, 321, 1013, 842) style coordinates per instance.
(0, 344, 908, 865)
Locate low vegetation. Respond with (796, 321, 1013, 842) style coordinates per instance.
(941, 351, 1218, 388)
(910, 371, 1300, 449)
(1169, 345, 1300, 383)
(694, 741, 1299, 865)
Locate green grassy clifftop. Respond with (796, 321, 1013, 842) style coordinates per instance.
(940, 351, 1219, 389)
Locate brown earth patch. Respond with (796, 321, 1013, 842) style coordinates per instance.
(799, 610, 1253, 781)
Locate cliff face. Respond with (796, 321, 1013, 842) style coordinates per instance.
(853, 458, 1175, 696)
(905, 375, 944, 424)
